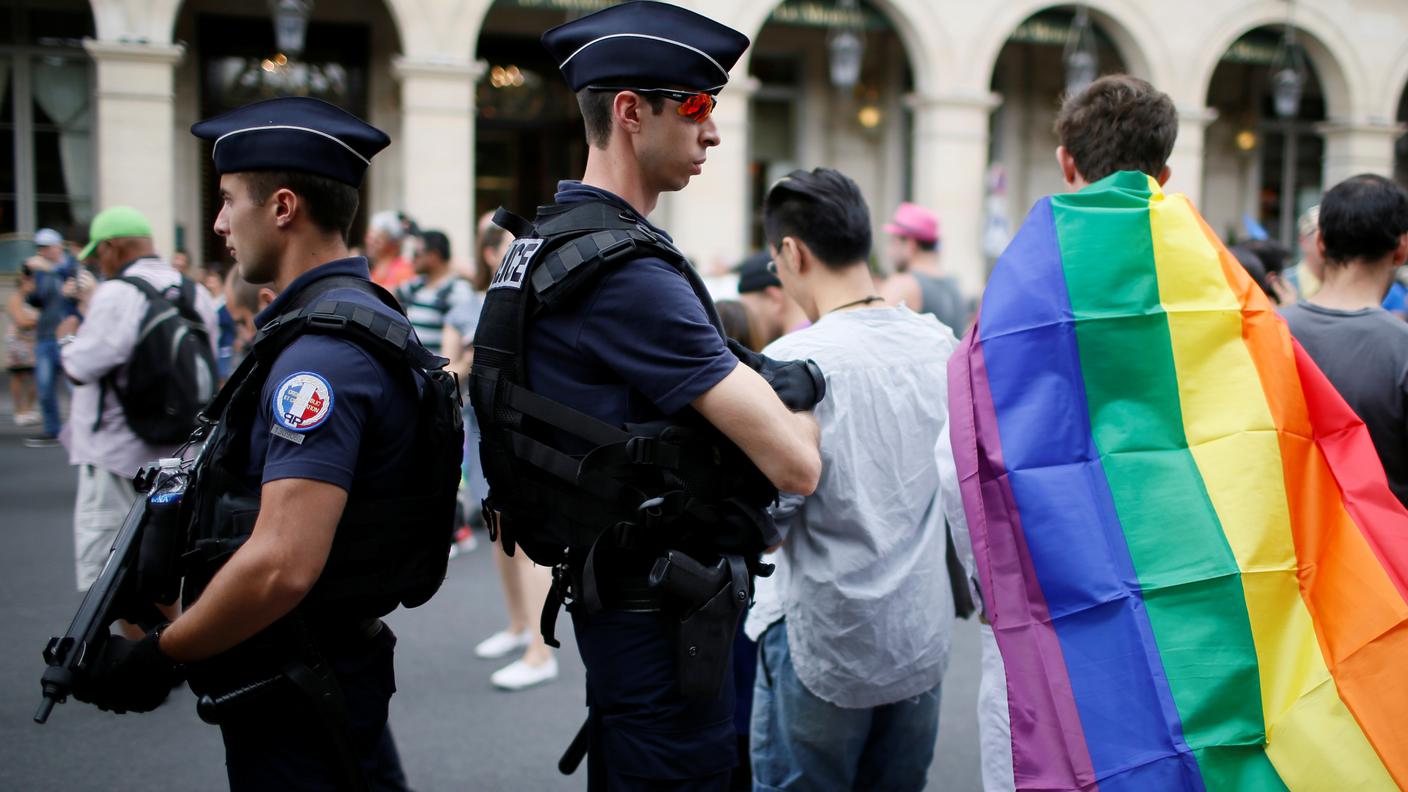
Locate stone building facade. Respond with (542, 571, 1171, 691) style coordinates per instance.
(4, 0, 1408, 292)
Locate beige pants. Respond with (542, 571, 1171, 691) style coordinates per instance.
(73, 465, 138, 591)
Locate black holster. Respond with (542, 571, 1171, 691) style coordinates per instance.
(649, 551, 751, 700)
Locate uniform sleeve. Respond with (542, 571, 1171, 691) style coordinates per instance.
(580, 258, 736, 415)
(256, 334, 386, 490)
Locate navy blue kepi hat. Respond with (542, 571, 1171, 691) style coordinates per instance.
(542, 1, 749, 93)
(191, 97, 390, 187)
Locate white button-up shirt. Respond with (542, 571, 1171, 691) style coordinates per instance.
(61, 257, 219, 478)
(745, 305, 959, 708)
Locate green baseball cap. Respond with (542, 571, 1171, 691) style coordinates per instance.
(79, 206, 153, 260)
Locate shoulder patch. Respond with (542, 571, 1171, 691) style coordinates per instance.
(272, 371, 335, 432)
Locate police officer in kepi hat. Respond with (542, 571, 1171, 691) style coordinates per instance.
(470, 2, 826, 788)
(72, 96, 463, 790)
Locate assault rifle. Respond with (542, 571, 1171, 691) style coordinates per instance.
(35, 459, 185, 723)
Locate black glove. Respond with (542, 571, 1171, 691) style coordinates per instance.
(72, 626, 182, 714)
(727, 338, 826, 412)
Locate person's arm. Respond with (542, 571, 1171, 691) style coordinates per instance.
(937, 397, 986, 621)
(157, 477, 344, 662)
(693, 361, 821, 496)
(60, 282, 140, 384)
(8, 293, 37, 329)
(441, 322, 474, 378)
(878, 272, 922, 311)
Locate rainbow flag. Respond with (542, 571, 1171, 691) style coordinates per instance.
(949, 171, 1408, 790)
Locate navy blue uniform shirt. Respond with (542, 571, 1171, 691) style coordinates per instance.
(244, 257, 418, 496)
(524, 181, 736, 435)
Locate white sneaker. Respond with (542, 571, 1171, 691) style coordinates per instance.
(14, 411, 38, 426)
(474, 629, 532, 659)
(490, 656, 558, 691)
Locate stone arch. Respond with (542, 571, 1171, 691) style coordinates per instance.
(1384, 40, 1408, 122)
(969, 0, 1166, 98)
(1191, 2, 1360, 119)
(726, 0, 951, 96)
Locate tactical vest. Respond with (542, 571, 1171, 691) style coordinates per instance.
(470, 200, 776, 569)
(181, 275, 464, 620)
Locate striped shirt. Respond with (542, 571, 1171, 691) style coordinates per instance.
(396, 275, 473, 355)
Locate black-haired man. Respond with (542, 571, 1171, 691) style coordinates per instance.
(736, 251, 809, 347)
(1282, 174, 1408, 505)
(396, 229, 472, 356)
(472, 2, 823, 788)
(745, 168, 958, 791)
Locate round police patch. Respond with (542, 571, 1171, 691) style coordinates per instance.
(272, 371, 335, 432)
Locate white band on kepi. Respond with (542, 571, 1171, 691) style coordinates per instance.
(559, 33, 730, 83)
(212, 124, 371, 165)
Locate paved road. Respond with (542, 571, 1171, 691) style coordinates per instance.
(0, 394, 983, 791)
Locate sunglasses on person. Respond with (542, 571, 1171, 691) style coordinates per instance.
(587, 86, 717, 123)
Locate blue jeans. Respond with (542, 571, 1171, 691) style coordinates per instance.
(33, 338, 62, 437)
(750, 622, 941, 792)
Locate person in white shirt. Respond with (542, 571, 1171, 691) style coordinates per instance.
(61, 207, 218, 604)
(744, 168, 959, 791)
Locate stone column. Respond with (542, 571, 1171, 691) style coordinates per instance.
(665, 76, 759, 276)
(83, 39, 184, 258)
(1166, 107, 1218, 208)
(393, 56, 480, 272)
(1319, 119, 1404, 188)
(907, 91, 1000, 295)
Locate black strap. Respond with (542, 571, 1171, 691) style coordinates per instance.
(503, 383, 628, 448)
(197, 273, 442, 439)
(492, 207, 535, 239)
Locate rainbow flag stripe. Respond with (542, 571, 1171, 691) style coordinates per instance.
(949, 171, 1408, 791)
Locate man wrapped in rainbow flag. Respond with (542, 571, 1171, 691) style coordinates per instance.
(946, 75, 1408, 790)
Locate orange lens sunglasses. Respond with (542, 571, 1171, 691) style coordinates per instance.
(588, 86, 717, 123)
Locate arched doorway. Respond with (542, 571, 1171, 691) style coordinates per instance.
(0, 0, 95, 270)
(473, 1, 593, 226)
(987, 6, 1134, 229)
(1203, 25, 1330, 247)
(746, 0, 914, 259)
(171, 0, 402, 269)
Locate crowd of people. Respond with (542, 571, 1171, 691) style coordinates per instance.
(9, 2, 1408, 790)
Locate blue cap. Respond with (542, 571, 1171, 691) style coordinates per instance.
(190, 97, 390, 187)
(542, 1, 749, 94)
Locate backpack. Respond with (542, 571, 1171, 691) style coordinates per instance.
(182, 274, 463, 617)
(98, 276, 217, 445)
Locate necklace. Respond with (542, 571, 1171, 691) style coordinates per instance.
(826, 295, 885, 314)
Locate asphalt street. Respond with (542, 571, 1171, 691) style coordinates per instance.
(0, 387, 984, 791)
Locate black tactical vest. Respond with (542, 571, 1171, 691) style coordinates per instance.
(181, 275, 464, 620)
(470, 200, 776, 569)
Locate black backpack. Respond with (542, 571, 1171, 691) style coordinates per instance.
(98, 276, 217, 445)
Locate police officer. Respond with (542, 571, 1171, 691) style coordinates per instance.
(472, 3, 823, 789)
(73, 97, 461, 790)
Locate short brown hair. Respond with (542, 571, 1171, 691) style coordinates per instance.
(244, 170, 360, 241)
(1054, 75, 1177, 183)
(576, 88, 666, 148)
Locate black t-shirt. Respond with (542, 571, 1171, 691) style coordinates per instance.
(1282, 300, 1408, 506)
(244, 258, 419, 497)
(523, 182, 735, 441)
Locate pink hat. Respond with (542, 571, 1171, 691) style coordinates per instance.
(884, 202, 940, 244)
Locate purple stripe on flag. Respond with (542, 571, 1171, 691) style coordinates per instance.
(950, 330, 1098, 791)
